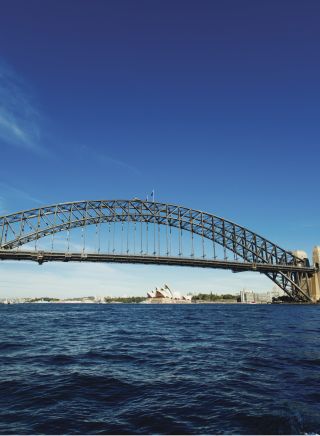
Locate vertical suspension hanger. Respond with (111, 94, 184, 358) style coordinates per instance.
(126, 214, 129, 254)
(51, 230, 55, 252)
(151, 189, 156, 256)
(146, 220, 149, 255)
(212, 218, 216, 260)
(178, 210, 182, 256)
(121, 220, 124, 254)
(153, 205, 156, 256)
(81, 226, 84, 254)
(18, 216, 24, 252)
(67, 228, 70, 253)
(67, 204, 72, 254)
(133, 219, 136, 254)
(191, 219, 194, 257)
(133, 219, 137, 254)
(35, 209, 41, 252)
(51, 205, 57, 252)
(83, 203, 88, 254)
(180, 222, 183, 257)
(140, 209, 143, 255)
(201, 213, 205, 259)
(112, 220, 116, 254)
(233, 225, 238, 261)
(222, 220, 227, 260)
(17, 215, 23, 252)
(166, 216, 169, 256)
(107, 220, 110, 253)
(98, 220, 101, 254)
(139, 201, 143, 254)
(3, 224, 8, 248)
(95, 222, 99, 254)
(84, 220, 87, 253)
(98, 204, 102, 254)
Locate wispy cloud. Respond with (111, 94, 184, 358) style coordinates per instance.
(81, 145, 141, 176)
(0, 195, 7, 215)
(101, 154, 141, 175)
(0, 182, 43, 209)
(0, 59, 44, 153)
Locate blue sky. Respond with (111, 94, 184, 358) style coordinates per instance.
(0, 0, 319, 297)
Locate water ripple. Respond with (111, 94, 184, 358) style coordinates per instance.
(0, 304, 319, 434)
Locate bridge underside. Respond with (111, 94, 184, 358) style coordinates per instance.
(0, 250, 315, 303)
(0, 250, 315, 275)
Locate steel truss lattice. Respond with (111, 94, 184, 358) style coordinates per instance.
(0, 199, 314, 302)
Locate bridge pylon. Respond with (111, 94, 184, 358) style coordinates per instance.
(310, 246, 320, 302)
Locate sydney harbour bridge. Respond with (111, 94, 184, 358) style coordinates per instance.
(0, 199, 319, 303)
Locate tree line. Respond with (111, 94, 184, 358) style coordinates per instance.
(191, 292, 239, 301)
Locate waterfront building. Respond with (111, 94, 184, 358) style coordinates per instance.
(254, 292, 272, 304)
(146, 285, 191, 302)
(147, 287, 172, 299)
(240, 287, 284, 304)
(240, 289, 278, 304)
(240, 290, 255, 303)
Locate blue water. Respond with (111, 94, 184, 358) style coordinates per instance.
(0, 304, 320, 435)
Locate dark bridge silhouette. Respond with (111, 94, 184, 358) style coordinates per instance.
(0, 199, 316, 302)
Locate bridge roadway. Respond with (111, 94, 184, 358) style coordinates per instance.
(0, 250, 315, 275)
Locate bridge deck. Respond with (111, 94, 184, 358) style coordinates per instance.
(0, 250, 315, 274)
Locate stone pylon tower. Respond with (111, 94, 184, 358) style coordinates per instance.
(310, 246, 320, 302)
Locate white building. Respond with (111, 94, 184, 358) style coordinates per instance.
(240, 287, 284, 304)
(240, 289, 255, 303)
(147, 284, 191, 301)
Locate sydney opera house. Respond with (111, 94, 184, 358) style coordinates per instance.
(147, 284, 192, 303)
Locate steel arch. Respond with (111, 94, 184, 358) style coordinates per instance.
(0, 199, 313, 302)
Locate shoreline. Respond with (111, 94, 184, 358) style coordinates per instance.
(3, 301, 239, 304)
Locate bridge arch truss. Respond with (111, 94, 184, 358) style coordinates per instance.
(0, 199, 314, 302)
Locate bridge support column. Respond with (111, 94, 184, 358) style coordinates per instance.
(310, 246, 320, 303)
(291, 250, 313, 302)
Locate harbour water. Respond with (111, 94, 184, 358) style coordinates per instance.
(0, 304, 319, 434)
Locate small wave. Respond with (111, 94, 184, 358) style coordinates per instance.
(0, 342, 26, 351)
(0, 304, 320, 434)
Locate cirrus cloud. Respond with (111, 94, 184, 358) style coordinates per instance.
(0, 59, 44, 153)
